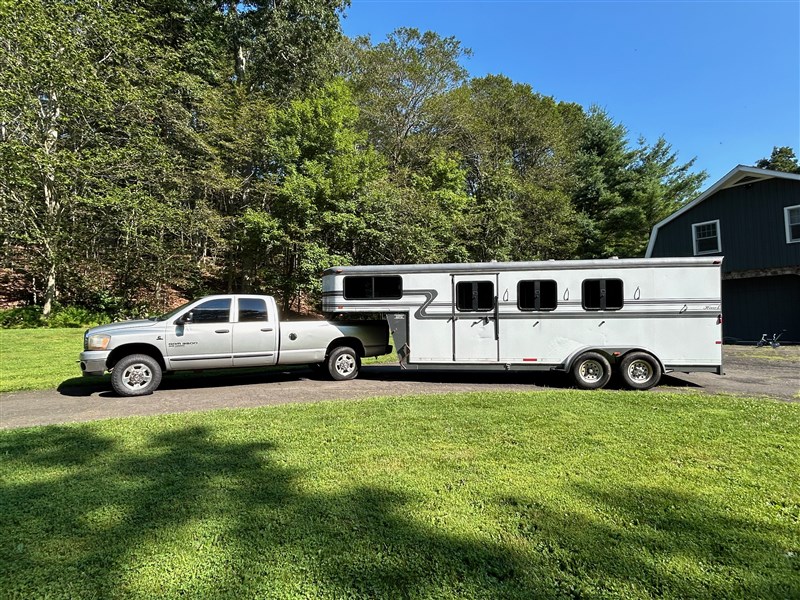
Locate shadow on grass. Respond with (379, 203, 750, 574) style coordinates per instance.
(2, 424, 797, 598)
(495, 484, 797, 598)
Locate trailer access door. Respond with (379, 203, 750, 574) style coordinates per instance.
(452, 274, 499, 361)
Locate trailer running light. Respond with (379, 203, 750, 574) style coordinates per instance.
(716, 341, 722, 344)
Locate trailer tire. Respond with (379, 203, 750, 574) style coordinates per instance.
(571, 352, 611, 390)
(111, 353, 162, 397)
(327, 346, 360, 381)
(620, 352, 661, 390)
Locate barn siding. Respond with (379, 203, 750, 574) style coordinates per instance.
(650, 178, 800, 273)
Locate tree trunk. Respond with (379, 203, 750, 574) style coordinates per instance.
(40, 89, 61, 320)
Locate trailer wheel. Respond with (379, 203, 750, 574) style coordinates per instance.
(571, 352, 611, 390)
(111, 353, 162, 396)
(620, 352, 661, 390)
(327, 346, 360, 381)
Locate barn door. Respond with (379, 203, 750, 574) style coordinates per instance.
(451, 274, 499, 362)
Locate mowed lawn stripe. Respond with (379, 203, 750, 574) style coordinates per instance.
(1, 391, 798, 599)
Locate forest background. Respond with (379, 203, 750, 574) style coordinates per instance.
(1, 0, 795, 324)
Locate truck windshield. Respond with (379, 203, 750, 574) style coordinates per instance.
(152, 301, 192, 322)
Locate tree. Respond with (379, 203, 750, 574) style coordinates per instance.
(348, 28, 470, 172)
(446, 75, 583, 261)
(571, 108, 705, 258)
(755, 146, 800, 174)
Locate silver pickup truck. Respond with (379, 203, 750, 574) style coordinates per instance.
(79, 294, 390, 396)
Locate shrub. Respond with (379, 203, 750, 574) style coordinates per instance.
(0, 305, 111, 329)
(0, 306, 45, 328)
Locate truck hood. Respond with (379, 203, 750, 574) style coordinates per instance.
(85, 319, 160, 337)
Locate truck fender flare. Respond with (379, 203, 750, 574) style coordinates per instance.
(107, 343, 167, 371)
(326, 337, 365, 358)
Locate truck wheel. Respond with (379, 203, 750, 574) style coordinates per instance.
(111, 353, 163, 396)
(327, 346, 360, 381)
(620, 352, 661, 390)
(571, 352, 611, 390)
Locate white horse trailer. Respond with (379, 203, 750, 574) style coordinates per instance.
(321, 258, 723, 390)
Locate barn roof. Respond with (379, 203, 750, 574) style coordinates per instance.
(645, 165, 800, 257)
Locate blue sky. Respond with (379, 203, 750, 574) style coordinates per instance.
(340, 0, 800, 188)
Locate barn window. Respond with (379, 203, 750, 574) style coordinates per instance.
(343, 276, 403, 300)
(518, 280, 557, 311)
(785, 205, 800, 243)
(456, 281, 494, 312)
(582, 279, 623, 311)
(692, 220, 721, 255)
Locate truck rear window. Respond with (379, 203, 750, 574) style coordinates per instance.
(238, 298, 269, 322)
(343, 276, 403, 300)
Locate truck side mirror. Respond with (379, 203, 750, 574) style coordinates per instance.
(176, 311, 193, 325)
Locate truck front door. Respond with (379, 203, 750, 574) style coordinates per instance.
(452, 274, 499, 362)
(232, 297, 278, 367)
(166, 298, 233, 370)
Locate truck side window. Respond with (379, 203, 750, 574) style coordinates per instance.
(518, 280, 557, 311)
(238, 298, 269, 322)
(582, 279, 623, 311)
(456, 281, 494, 312)
(192, 298, 231, 323)
(343, 276, 402, 300)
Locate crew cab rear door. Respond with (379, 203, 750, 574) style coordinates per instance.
(231, 297, 279, 367)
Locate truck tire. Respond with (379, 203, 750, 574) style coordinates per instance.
(327, 346, 360, 381)
(111, 353, 163, 397)
(620, 352, 661, 390)
(571, 351, 611, 390)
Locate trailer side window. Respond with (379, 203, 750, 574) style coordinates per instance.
(582, 279, 623, 311)
(343, 276, 402, 300)
(456, 281, 494, 311)
(518, 280, 557, 311)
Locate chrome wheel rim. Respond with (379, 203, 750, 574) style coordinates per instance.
(121, 363, 153, 391)
(579, 359, 604, 383)
(335, 353, 356, 377)
(627, 360, 653, 383)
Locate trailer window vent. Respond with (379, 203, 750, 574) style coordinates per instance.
(518, 280, 557, 311)
(582, 279, 624, 311)
(343, 276, 403, 300)
(456, 281, 494, 312)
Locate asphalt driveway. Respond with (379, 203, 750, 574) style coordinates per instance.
(1, 346, 797, 430)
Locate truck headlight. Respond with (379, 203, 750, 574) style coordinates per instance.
(86, 334, 111, 351)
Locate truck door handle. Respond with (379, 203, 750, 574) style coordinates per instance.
(260, 327, 274, 332)
(215, 329, 230, 334)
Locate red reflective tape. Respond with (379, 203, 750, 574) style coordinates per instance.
(522, 358, 538, 362)
(715, 341, 722, 344)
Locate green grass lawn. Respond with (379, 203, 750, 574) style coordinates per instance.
(0, 328, 399, 393)
(1, 391, 798, 599)
(0, 328, 88, 393)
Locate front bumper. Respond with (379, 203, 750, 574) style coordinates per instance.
(79, 351, 110, 376)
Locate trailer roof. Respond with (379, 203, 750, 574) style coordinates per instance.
(323, 257, 722, 276)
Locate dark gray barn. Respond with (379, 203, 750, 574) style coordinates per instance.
(646, 165, 800, 344)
